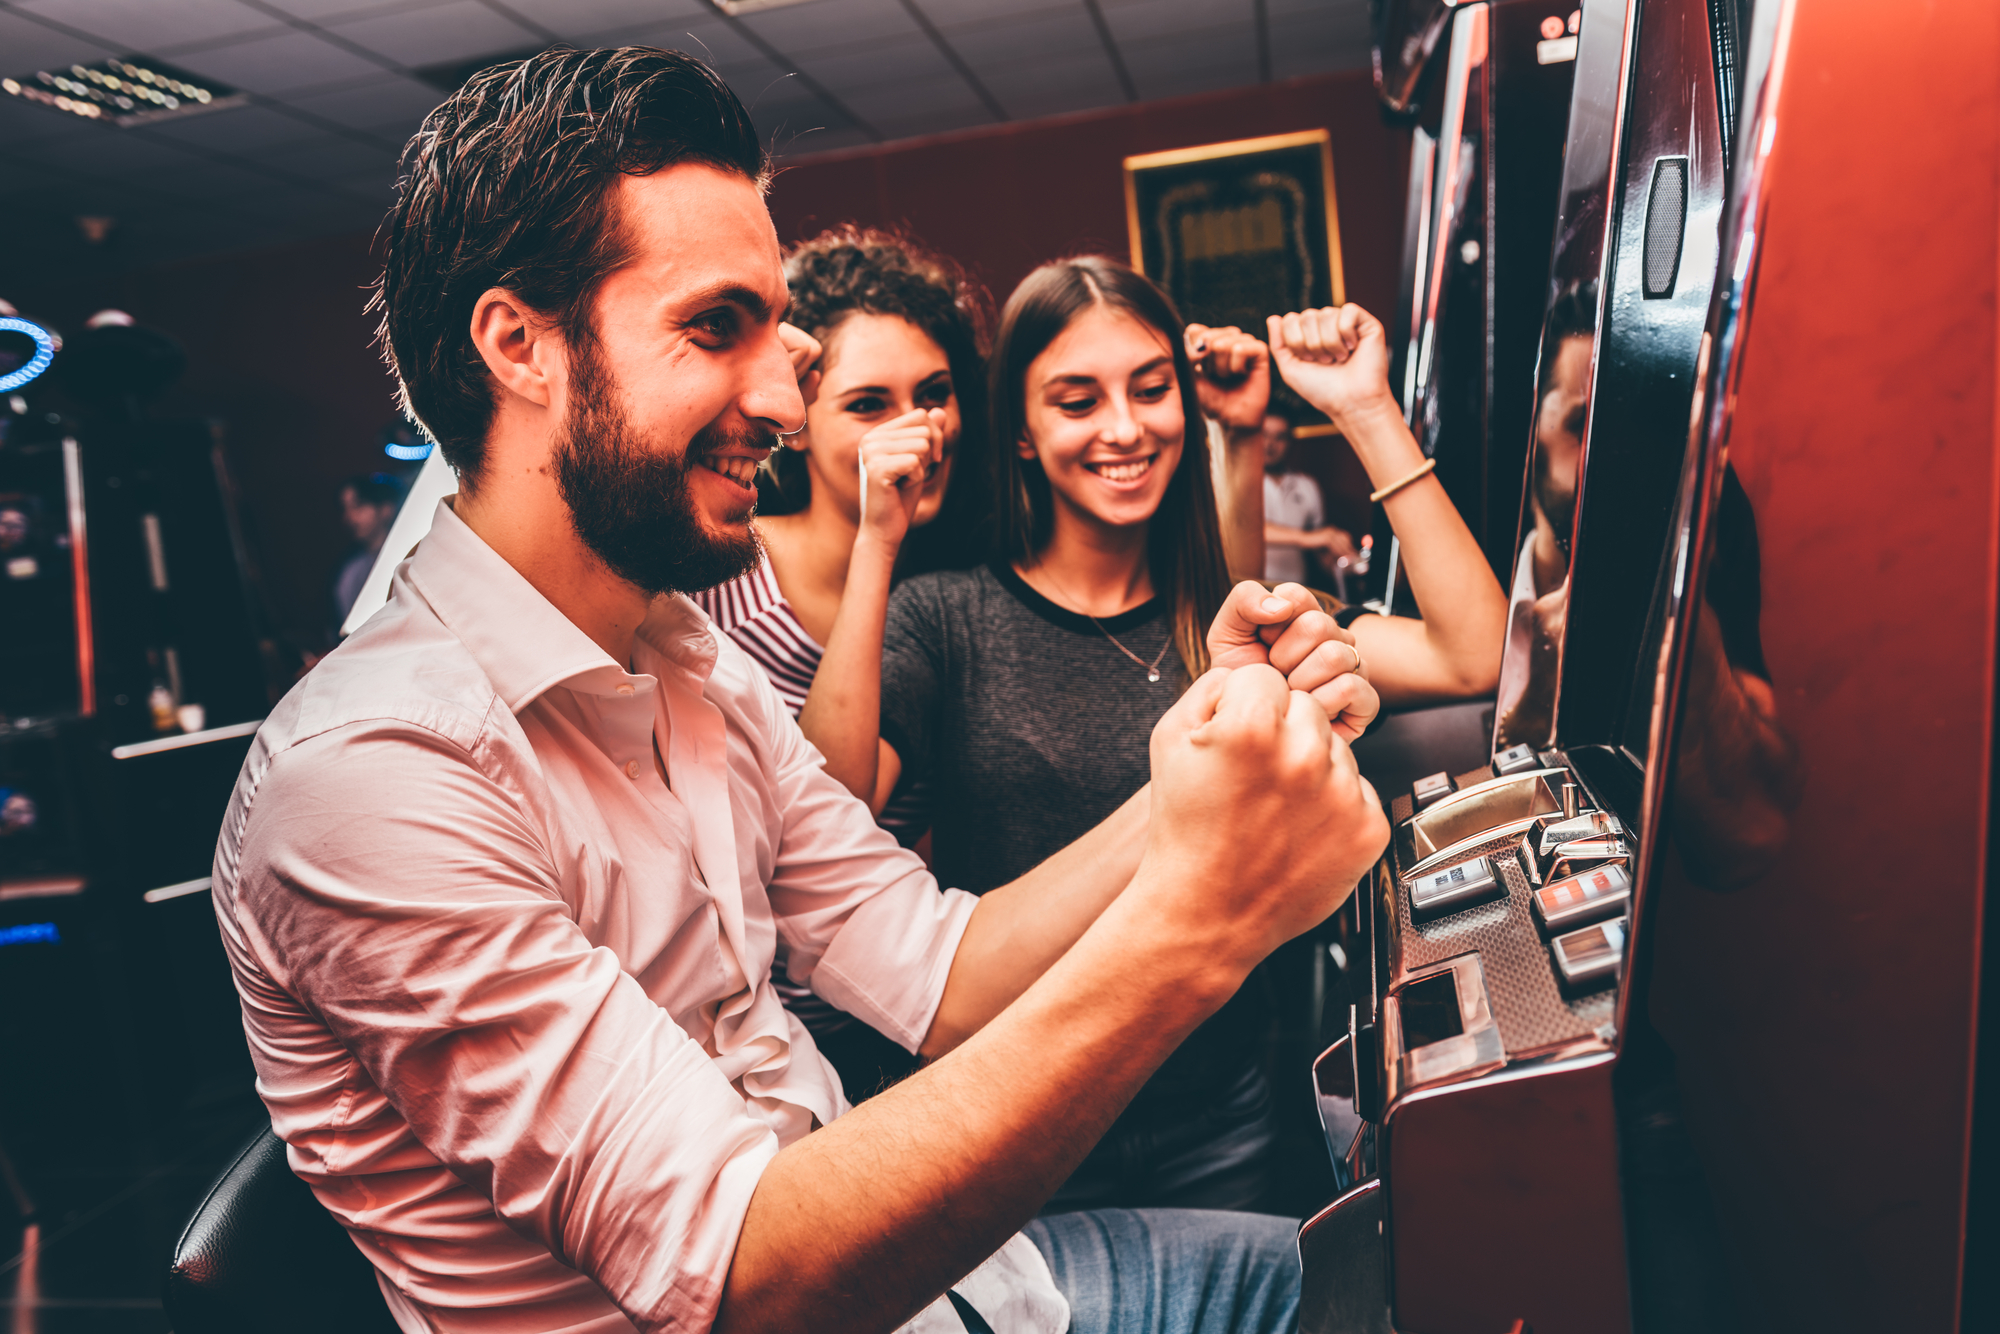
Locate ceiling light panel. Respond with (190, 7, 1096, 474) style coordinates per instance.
(2, 57, 244, 127)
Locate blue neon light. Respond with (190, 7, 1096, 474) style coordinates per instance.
(0, 921, 59, 948)
(384, 439, 434, 461)
(0, 316, 58, 392)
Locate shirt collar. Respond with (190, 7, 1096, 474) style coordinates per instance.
(406, 498, 717, 712)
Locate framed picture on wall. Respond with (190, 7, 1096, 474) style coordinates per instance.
(1124, 129, 1346, 435)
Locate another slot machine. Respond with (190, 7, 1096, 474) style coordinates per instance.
(1299, 0, 1741, 1328)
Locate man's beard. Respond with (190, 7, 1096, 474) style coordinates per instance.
(554, 345, 769, 597)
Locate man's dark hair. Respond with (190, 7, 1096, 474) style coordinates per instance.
(374, 47, 768, 485)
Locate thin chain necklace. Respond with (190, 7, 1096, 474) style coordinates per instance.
(1032, 560, 1174, 683)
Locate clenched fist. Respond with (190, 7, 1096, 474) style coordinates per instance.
(1206, 580, 1378, 741)
(1142, 664, 1389, 966)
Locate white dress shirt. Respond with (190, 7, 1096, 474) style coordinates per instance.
(210, 500, 1065, 1334)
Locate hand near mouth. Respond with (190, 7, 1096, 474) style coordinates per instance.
(856, 406, 945, 548)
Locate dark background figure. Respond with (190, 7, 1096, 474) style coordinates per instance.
(330, 472, 405, 636)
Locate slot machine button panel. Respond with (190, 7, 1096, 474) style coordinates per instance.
(1547, 835, 1631, 882)
(1550, 917, 1627, 996)
(1536, 808, 1624, 857)
(1532, 862, 1633, 934)
(1408, 854, 1504, 923)
(1492, 742, 1542, 775)
(1412, 770, 1455, 809)
(1383, 953, 1505, 1097)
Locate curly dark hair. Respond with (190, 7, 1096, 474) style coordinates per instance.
(764, 226, 993, 576)
(373, 47, 767, 486)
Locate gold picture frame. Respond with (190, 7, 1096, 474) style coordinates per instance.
(1124, 130, 1346, 436)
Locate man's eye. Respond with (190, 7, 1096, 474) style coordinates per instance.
(845, 395, 887, 415)
(690, 311, 736, 344)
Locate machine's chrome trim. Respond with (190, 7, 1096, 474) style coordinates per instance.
(1311, 1035, 1363, 1172)
(1382, 952, 1505, 1104)
(1297, 1178, 1393, 1334)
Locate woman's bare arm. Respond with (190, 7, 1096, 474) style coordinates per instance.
(1269, 306, 1506, 704)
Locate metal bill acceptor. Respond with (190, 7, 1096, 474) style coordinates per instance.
(1300, 0, 1743, 1329)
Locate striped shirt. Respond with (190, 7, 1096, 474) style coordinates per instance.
(692, 557, 824, 715)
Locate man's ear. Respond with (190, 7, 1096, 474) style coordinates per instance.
(468, 288, 558, 410)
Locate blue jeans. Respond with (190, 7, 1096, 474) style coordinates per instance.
(1020, 1209, 1300, 1334)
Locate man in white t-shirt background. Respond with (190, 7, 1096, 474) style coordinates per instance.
(1260, 410, 1360, 587)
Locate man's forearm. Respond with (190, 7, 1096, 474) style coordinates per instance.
(716, 870, 1243, 1334)
(918, 784, 1150, 1057)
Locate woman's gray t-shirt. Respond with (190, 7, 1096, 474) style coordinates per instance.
(879, 563, 1266, 1132)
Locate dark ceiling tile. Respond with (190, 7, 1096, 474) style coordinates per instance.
(137, 104, 320, 153)
(277, 73, 446, 133)
(1, 125, 204, 175)
(172, 29, 396, 96)
(325, 1, 544, 69)
(1268, 4, 1372, 78)
(499, 0, 713, 40)
(935, 7, 1106, 72)
(0, 8, 123, 77)
(976, 52, 1126, 120)
(10, 0, 284, 54)
(243, 134, 400, 185)
(791, 33, 950, 92)
(736, 0, 920, 53)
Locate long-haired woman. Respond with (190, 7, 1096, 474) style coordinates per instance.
(859, 256, 1504, 1211)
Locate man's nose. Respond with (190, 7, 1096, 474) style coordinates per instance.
(741, 329, 806, 434)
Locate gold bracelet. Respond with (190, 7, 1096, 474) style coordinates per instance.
(1369, 457, 1437, 503)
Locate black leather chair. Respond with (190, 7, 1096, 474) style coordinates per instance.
(164, 1125, 401, 1334)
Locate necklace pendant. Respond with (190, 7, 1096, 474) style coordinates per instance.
(1147, 669, 1162, 683)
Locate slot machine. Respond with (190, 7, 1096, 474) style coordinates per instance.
(1298, 0, 1741, 1329)
(1345, 0, 1578, 801)
(1631, 0, 1992, 1329)
(1358, 0, 1577, 612)
(0, 311, 280, 1134)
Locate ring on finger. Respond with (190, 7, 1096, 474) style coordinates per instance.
(1346, 641, 1365, 676)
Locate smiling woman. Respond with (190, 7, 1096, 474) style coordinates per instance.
(867, 256, 1301, 1213)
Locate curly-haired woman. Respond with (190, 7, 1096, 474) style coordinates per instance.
(691, 227, 992, 1098)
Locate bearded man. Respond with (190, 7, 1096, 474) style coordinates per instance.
(211, 47, 1387, 1334)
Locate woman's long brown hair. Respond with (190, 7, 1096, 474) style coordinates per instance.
(989, 256, 1231, 683)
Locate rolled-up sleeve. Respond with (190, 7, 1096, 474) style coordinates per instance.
(232, 719, 775, 1332)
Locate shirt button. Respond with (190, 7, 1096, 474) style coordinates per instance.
(624, 759, 640, 779)
(616, 683, 635, 695)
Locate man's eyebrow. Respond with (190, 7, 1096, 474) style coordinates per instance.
(678, 281, 776, 323)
